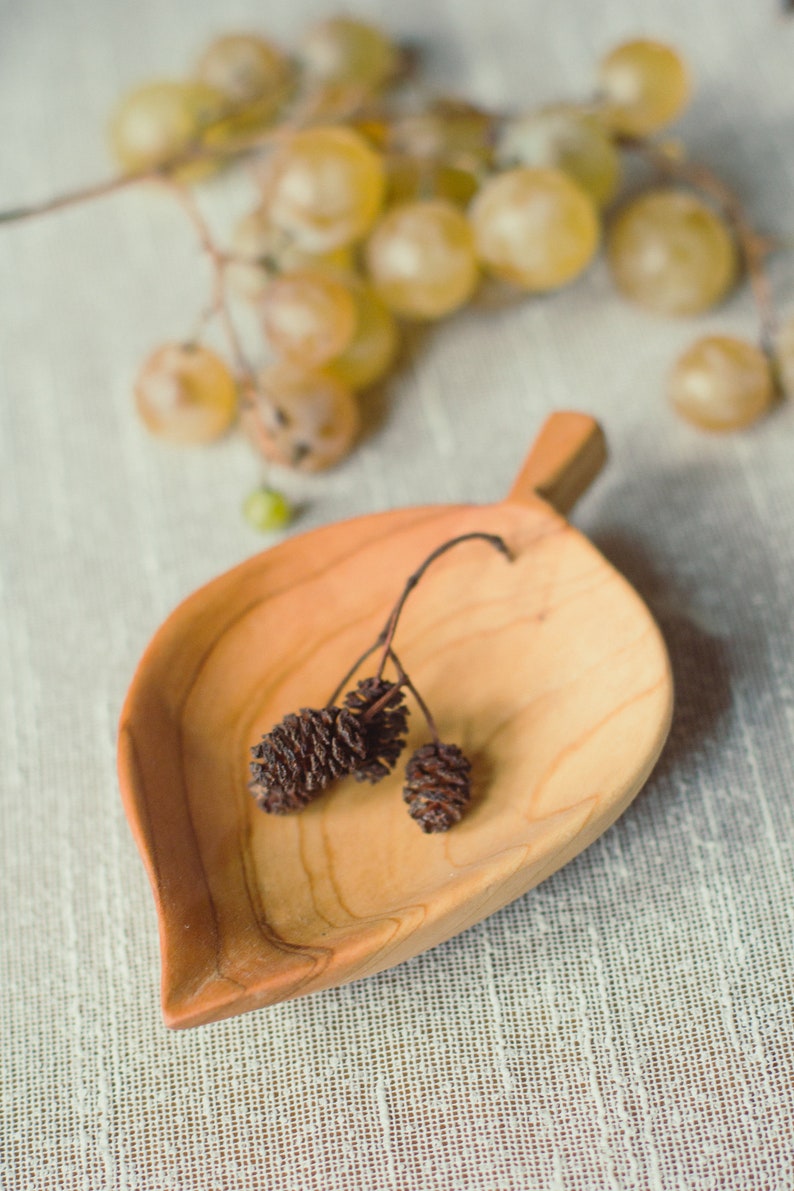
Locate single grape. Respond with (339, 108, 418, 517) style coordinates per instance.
(196, 34, 289, 104)
(495, 104, 620, 208)
(327, 279, 399, 389)
(109, 80, 227, 178)
(385, 157, 480, 208)
(607, 189, 737, 316)
(366, 199, 479, 319)
(470, 167, 600, 291)
(135, 343, 237, 444)
(775, 313, 794, 398)
(299, 17, 398, 91)
(261, 270, 358, 368)
(388, 99, 494, 169)
(195, 34, 292, 133)
(242, 486, 293, 532)
(243, 364, 359, 471)
(227, 208, 353, 302)
(669, 336, 774, 431)
(265, 126, 386, 253)
(598, 40, 691, 137)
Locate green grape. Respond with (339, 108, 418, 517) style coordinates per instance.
(607, 189, 737, 316)
(299, 17, 398, 91)
(134, 343, 237, 444)
(196, 34, 289, 104)
(242, 486, 293, 532)
(195, 34, 292, 134)
(243, 364, 359, 471)
(495, 104, 620, 208)
(366, 199, 478, 319)
(669, 336, 774, 431)
(109, 80, 227, 178)
(470, 167, 600, 291)
(261, 269, 358, 368)
(265, 126, 386, 253)
(327, 279, 399, 389)
(598, 40, 691, 137)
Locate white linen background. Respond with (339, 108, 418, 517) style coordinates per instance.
(1, 0, 793, 1187)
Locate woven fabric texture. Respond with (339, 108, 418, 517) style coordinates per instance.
(1, 1, 793, 1188)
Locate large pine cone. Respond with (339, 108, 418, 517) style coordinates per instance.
(344, 677, 410, 783)
(250, 706, 367, 814)
(403, 742, 472, 833)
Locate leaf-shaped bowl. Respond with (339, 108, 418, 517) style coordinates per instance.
(118, 413, 672, 1028)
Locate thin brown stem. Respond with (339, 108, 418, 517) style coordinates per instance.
(361, 675, 409, 722)
(0, 168, 157, 225)
(620, 138, 779, 354)
(169, 182, 254, 380)
(375, 532, 512, 680)
(0, 126, 285, 228)
(388, 648, 440, 745)
(184, 301, 222, 347)
(325, 638, 386, 708)
(325, 533, 512, 713)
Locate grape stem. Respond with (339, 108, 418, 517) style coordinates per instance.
(619, 137, 779, 356)
(0, 123, 288, 228)
(170, 184, 294, 434)
(168, 182, 254, 382)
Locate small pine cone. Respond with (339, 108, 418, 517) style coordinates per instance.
(344, 677, 410, 783)
(250, 706, 367, 814)
(403, 742, 472, 833)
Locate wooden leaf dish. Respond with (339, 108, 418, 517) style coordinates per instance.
(118, 413, 672, 1028)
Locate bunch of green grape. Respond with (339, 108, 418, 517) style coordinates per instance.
(114, 19, 791, 531)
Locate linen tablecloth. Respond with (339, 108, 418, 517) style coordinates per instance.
(2, 0, 793, 1186)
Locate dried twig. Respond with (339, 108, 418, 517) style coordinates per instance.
(375, 533, 512, 679)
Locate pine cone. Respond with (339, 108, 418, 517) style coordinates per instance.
(403, 742, 472, 833)
(250, 706, 367, 814)
(344, 677, 410, 783)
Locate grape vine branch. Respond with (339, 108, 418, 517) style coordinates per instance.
(0, 100, 780, 369)
(0, 23, 789, 505)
